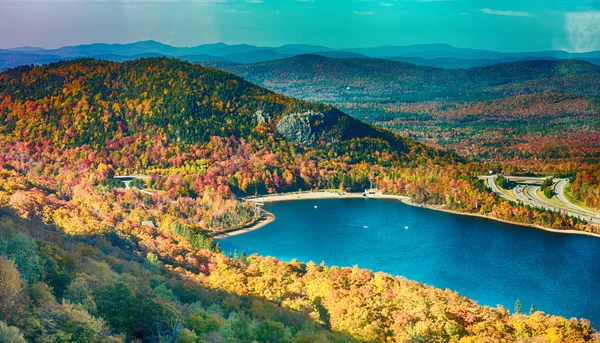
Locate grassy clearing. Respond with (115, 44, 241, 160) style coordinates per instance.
(536, 187, 565, 208)
(496, 183, 519, 201)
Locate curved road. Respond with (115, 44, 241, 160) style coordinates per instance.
(485, 176, 600, 225)
(484, 176, 516, 202)
(526, 186, 558, 210)
(526, 185, 600, 224)
(554, 179, 600, 218)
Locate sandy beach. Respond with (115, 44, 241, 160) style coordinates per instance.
(213, 211, 276, 239)
(247, 191, 389, 202)
(214, 191, 600, 239)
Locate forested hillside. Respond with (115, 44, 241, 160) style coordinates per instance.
(224, 56, 600, 101)
(0, 58, 421, 150)
(348, 93, 600, 167)
(1, 200, 598, 342)
(0, 58, 599, 342)
(219, 56, 600, 205)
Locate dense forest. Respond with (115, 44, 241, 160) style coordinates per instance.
(570, 165, 600, 210)
(0, 58, 599, 342)
(218, 55, 600, 206)
(343, 93, 600, 168)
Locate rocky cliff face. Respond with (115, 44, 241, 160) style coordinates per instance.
(275, 111, 328, 144)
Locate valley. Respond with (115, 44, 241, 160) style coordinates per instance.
(1, 0, 600, 338)
(212, 55, 600, 214)
(0, 55, 599, 342)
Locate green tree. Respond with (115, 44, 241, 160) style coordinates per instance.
(514, 300, 522, 314)
(185, 309, 223, 335)
(0, 321, 26, 343)
(64, 275, 98, 314)
(541, 178, 554, 198)
(27, 282, 56, 306)
(176, 328, 198, 343)
(496, 175, 513, 189)
(37, 303, 124, 343)
(254, 320, 286, 343)
(129, 178, 147, 189)
(99, 178, 125, 190)
(0, 258, 24, 320)
(0, 233, 42, 284)
(543, 187, 554, 199)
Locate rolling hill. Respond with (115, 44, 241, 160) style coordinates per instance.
(217, 55, 600, 168)
(0, 57, 436, 157)
(222, 55, 600, 101)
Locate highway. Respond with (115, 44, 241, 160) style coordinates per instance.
(483, 176, 515, 202)
(484, 175, 600, 225)
(554, 179, 600, 217)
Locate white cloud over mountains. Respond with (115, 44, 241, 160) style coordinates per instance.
(479, 8, 532, 17)
(564, 11, 600, 52)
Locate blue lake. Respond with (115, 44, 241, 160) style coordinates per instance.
(218, 198, 600, 328)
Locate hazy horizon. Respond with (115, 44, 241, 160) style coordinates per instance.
(1, 0, 599, 53)
(3, 39, 600, 54)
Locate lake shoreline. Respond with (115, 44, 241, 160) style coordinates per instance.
(214, 191, 600, 239)
(213, 211, 276, 239)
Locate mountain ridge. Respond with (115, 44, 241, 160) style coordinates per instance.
(2, 40, 600, 71)
(0, 57, 441, 160)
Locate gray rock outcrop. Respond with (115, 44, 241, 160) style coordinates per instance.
(255, 110, 272, 124)
(276, 110, 326, 144)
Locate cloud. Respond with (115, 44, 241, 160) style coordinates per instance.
(222, 8, 246, 13)
(353, 11, 374, 15)
(564, 11, 600, 52)
(243, 0, 263, 3)
(380, 2, 393, 6)
(479, 8, 532, 17)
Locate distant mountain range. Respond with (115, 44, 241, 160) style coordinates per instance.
(2, 40, 600, 71)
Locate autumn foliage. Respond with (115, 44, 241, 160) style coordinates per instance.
(0, 58, 598, 342)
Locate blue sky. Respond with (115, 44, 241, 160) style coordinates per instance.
(1, 0, 599, 52)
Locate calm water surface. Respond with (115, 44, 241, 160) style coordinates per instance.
(218, 198, 600, 327)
